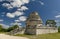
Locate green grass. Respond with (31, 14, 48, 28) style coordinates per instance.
(0, 32, 7, 34)
(15, 33, 60, 39)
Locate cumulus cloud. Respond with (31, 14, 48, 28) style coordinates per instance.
(19, 16, 27, 21)
(0, 19, 3, 22)
(10, 0, 22, 7)
(15, 20, 20, 22)
(14, 16, 27, 22)
(55, 20, 60, 26)
(10, 0, 29, 7)
(12, 11, 24, 16)
(6, 11, 24, 18)
(39, 1, 44, 5)
(1, 0, 29, 22)
(1, 0, 29, 21)
(2, 3, 13, 9)
(10, 22, 22, 26)
(55, 20, 59, 22)
(2, 0, 29, 8)
(20, 6, 28, 11)
(0, 24, 9, 29)
(32, 0, 44, 5)
(22, 0, 29, 3)
(17, 6, 28, 11)
(6, 13, 15, 18)
(55, 15, 60, 18)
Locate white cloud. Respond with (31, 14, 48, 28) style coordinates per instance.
(19, 16, 27, 21)
(10, 22, 21, 26)
(55, 15, 60, 18)
(22, 0, 29, 3)
(17, 6, 28, 11)
(15, 20, 20, 22)
(31, 0, 44, 5)
(55, 20, 60, 26)
(39, 1, 44, 5)
(0, 24, 9, 29)
(2, 3, 13, 9)
(0, 19, 3, 22)
(10, 0, 23, 7)
(55, 20, 59, 22)
(21, 6, 28, 11)
(3, 0, 30, 20)
(1, 0, 29, 22)
(12, 11, 24, 16)
(6, 13, 15, 18)
(6, 11, 24, 18)
(2, 0, 30, 8)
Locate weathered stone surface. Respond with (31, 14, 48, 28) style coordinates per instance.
(9, 11, 58, 35)
(8, 27, 25, 35)
(25, 11, 43, 35)
(36, 27, 58, 35)
(25, 11, 58, 35)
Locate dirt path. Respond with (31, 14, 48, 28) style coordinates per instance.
(0, 34, 29, 39)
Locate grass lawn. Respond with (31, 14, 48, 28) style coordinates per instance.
(0, 32, 7, 34)
(15, 33, 60, 39)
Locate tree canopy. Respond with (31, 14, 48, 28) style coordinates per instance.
(7, 25, 19, 32)
(46, 20, 56, 27)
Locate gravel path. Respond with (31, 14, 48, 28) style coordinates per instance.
(0, 34, 29, 39)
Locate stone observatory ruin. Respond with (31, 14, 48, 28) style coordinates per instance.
(9, 11, 58, 35)
(25, 11, 58, 35)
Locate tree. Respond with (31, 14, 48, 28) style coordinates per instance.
(0, 25, 7, 32)
(58, 26, 60, 33)
(0, 25, 3, 32)
(7, 25, 19, 32)
(46, 20, 56, 27)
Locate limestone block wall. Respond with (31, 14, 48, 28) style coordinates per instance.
(9, 28, 25, 35)
(36, 28, 58, 35)
(10, 27, 58, 35)
(15, 29, 25, 35)
(25, 29, 36, 34)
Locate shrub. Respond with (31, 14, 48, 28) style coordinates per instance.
(58, 26, 60, 33)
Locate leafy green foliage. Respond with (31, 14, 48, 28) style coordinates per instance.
(58, 26, 60, 33)
(0, 25, 7, 32)
(7, 25, 19, 32)
(46, 20, 56, 27)
(0, 25, 3, 31)
(0, 24, 19, 32)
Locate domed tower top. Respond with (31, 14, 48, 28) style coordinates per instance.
(30, 11, 39, 15)
(27, 11, 42, 21)
(25, 11, 43, 34)
(26, 11, 43, 26)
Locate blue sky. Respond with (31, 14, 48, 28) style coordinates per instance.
(0, 0, 60, 27)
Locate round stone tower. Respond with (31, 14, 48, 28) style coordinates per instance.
(25, 11, 43, 35)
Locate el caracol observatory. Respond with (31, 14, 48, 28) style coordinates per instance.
(9, 11, 58, 35)
(25, 11, 43, 35)
(25, 11, 58, 35)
